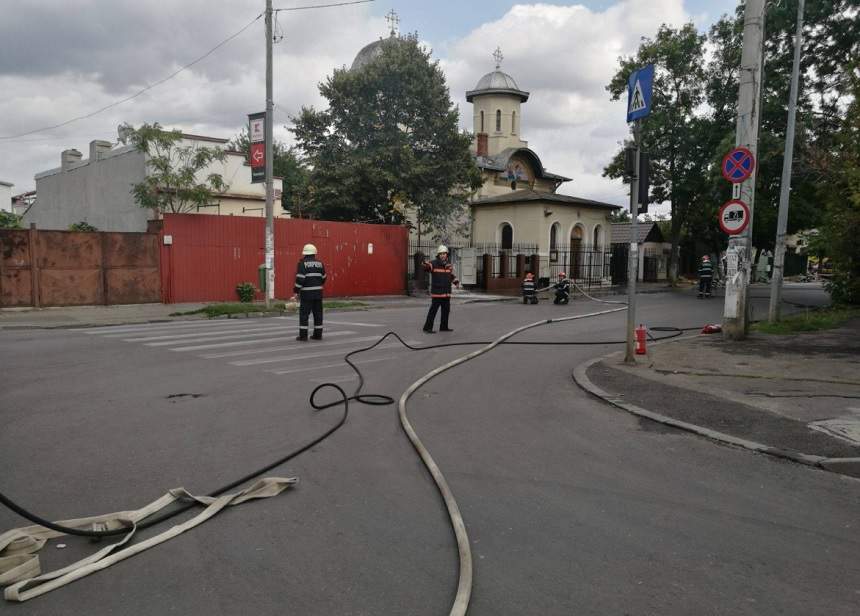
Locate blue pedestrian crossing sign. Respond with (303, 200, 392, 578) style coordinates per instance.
(626, 64, 654, 123)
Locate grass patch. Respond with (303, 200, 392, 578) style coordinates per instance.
(170, 300, 368, 318)
(752, 305, 860, 335)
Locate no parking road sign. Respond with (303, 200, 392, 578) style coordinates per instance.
(719, 199, 750, 235)
(722, 147, 755, 183)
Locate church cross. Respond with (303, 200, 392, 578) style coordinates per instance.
(493, 47, 504, 69)
(386, 9, 400, 36)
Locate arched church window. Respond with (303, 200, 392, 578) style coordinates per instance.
(593, 225, 602, 251)
(500, 223, 513, 250)
(480, 110, 484, 133)
(495, 110, 501, 132)
(512, 111, 516, 134)
(550, 223, 559, 251)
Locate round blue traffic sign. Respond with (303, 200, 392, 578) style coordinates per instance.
(722, 147, 755, 184)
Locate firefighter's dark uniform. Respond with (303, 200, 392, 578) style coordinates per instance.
(294, 255, 326, 339)
(698, 258, 713, 298)
(422, 258, 457, 332)
(553, 278, 571, 304)
(521, 277, 538, 304)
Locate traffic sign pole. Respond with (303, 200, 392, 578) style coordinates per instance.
(625, 121, 641, 364)
(264, 0, 275, 308)
(769, 0, 805, 323)
(723, 0, 765, 341)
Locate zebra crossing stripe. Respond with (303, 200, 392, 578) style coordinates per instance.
(199, 335, 379, 358)
(270, 357, 390, 376)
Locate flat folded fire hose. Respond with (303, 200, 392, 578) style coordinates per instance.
(0, 477, 296, 602)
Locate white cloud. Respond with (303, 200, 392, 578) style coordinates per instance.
(443, 0, 690, 207)
(1, 0, 692, 213)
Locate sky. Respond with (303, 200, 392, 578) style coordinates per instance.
(0, 0, 740, 211)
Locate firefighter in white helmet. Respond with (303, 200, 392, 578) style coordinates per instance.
(291, 243, 326, 341)
(421, 245, 459, 333)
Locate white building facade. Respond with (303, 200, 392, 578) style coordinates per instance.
(26, 130, 283, 232)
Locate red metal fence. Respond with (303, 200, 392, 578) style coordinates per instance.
(155, 214, 407, 303)
(0, 226, 161, 307)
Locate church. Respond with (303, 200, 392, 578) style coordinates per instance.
(465, 48, 621, 260)
(350, 16, 621, 278)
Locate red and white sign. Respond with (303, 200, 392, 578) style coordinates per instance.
(250, 143, 265, 167)
(718, 199, 750, 235)
(249, 117, 265, 143)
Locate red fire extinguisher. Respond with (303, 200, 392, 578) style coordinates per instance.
(635, 324, 647, 355)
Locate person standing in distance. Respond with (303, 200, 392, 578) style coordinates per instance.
(422, 245, 459, 333)
(292, 244, 326, 340)
(697, 255, 714, 299)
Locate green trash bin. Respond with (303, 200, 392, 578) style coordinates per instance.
(258, 264, 267, 292)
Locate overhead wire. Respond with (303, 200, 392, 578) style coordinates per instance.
(0, 13, 265, 141)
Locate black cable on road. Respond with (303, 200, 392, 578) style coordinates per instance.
(0, 318, 693, 538)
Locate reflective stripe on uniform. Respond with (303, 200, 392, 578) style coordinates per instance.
(295, 274, 305, 278)
(301, 286, 323, 291)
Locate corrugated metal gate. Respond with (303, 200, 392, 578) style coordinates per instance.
(0, 226, 160, 307)
(158, 214, 407, 303)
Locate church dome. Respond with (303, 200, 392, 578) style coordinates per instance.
(466, 69, 529, 102)
(351, 38, 388, 71)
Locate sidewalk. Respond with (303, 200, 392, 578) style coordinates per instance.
(575, 319, 860, 478)
(0, 290, 518, 330)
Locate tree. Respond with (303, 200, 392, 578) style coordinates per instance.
(604, 24, 711, 283)
(0, 211, 22, 229)
(608, 209, 631, 223)
(810, 70, 860, 303)
(291, 33, 481, 237)
(68, 221, 98, 232)
(124, 122, 228, 215)
(228, 128, 310, 217)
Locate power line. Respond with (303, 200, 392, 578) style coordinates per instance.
(274, 0, 374, 12)
(0, 13, 264, 141)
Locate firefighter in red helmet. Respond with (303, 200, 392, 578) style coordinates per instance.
(521, 272, 538, 304)
(553, 272, 571, 304)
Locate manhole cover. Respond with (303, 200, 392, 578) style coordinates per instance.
(809, 418, 860, 445)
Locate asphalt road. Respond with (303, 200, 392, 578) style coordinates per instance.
(1, 284, 858, 615)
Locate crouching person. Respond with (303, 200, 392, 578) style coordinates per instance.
(553, 272, 571, 305)
(522, 272, 538, 304)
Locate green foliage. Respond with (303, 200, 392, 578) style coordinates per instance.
(291, 33, 482, 237)
(810, 70, 860, 304)
(605, 1, 859, 280)
(0, 211, 22, 229)
(228, 129, 310, 216)
(608, 209, 631, 223)
(752, 306, 859, 334)
(68, 221, 98, 232)
(235, 282, 256, 303)
(124, 122, 228, 214)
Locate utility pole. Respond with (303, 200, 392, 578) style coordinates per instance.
(723, 0, 766, 340)
(624, 121, 641, 364)
(769, 0, 804, 322)
(264, 0, 275, 308)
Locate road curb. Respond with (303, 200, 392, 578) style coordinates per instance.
(572, 355, 860, 480)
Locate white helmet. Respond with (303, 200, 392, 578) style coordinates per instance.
(302, 243, 317, 256)
(436, 245, 448, 255)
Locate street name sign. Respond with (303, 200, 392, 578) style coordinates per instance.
(626, 64, 654, 123)
(719, 199, 751, 235)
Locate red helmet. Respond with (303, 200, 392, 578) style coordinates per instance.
(558, 272, 566, 278)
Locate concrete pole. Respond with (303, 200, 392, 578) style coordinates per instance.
(769, 0, 804, 322)
(624, 121, 641, 364)
(264, 0, 275, 308)
(723, 0, 766, 340)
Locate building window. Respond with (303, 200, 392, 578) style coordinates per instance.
(496, 110, 501, 132)
(593, 225, 602, 251)
(500, 223, 513, 249)
(550, 223, 560, 262)
(480, 110, 484, 133)
(512, 111, 516, 134)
